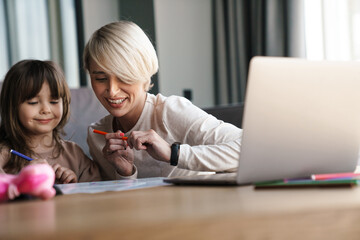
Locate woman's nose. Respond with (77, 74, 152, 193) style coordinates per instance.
(108, 76, 120, 96)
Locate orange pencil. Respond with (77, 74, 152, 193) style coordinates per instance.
(93, 129, 128, 140)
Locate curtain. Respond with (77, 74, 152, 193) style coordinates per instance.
(212, 0, 306, 105)
(304, 0, 360, 61)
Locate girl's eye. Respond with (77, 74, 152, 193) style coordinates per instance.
(27, 101, 38, 105)
(50, 98, 61, 104)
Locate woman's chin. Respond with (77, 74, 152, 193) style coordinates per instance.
(107, 108, 127, 118)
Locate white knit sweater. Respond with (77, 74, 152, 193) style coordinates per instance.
(87, 93, 242, 180)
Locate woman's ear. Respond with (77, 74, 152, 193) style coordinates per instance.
(143, 82, 148, 92)
(144, 79, 153, 92)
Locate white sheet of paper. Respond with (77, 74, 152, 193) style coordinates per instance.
(54, 177, 170, 194)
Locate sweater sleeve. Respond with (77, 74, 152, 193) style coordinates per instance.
(161, 96, 242, 172)
(0, 146, 11, 174)
(71, 143, 102, 182)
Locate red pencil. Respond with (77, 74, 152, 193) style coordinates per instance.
(93, 129, 128, 140)
(311, 172, 360, 180)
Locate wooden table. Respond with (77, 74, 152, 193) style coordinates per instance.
(2, 183, 360, 239)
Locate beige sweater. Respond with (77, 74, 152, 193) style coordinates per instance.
(87, 93, 242, 180)
(0, 140, 101, 183)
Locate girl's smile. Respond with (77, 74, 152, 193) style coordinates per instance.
(35, 118, 53, 124)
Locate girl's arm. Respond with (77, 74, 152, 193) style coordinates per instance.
(77, 156, 102, 182)
(0, 147, 10, 173)
(73, 143, 102, 182)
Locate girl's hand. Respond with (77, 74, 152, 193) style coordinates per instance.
(127, 129, 172, 163)
(51, 163, 77, 184)
(103, 130, 134, 176)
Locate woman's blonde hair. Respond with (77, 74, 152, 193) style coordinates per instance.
(0, 60, 71, 173)
(83, 21, 159, 91)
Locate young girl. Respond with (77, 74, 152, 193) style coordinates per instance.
(0, 60, 101, 183)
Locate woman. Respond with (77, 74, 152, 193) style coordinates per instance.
(84, 21, 242, 180)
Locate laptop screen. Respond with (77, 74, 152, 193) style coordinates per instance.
(237, 57, 360, 184)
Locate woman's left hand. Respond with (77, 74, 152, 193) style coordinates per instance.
(103, 131, 135, 176)
(127, 129, 172, 163)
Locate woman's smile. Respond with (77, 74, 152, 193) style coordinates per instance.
(107, 97, 127, 108)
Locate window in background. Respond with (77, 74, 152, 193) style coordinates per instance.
(1, 0, 81, 87)
(15, 0, 50, 60)
(60, 0, 79, 88)
(304, 0, 360, 61)
(0, 0, 9, 80)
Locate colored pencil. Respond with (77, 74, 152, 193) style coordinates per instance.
(93, 129, 128, 140)
(10, 149, 33, 161)
(255, 179, 358, 188)
(311, 172, 360, 181)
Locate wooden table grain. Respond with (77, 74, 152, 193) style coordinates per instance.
(2, 184, 360, 239)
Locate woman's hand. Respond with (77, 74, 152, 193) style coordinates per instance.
(51, 163, 78, 184)
(127, 129, 171, 163)
(103, 130, 135, 176)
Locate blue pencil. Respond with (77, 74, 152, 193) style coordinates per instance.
(10, 149, 33, 161)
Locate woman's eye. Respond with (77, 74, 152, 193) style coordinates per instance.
(95, 78, 107, 81)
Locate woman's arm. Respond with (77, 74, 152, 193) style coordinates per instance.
(128, 96, 242, 172)
(161, 97, 242, 172)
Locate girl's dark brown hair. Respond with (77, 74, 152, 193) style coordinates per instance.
(0, 60, 71, 173)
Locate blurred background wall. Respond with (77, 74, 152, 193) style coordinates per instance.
(1, 0, 360, 108)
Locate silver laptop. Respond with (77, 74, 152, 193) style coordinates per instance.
(164, 56, 360, 185)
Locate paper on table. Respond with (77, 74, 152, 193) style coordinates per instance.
(55, 177, 170, 194)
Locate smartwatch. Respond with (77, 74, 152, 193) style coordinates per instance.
(170, 142, 180, 166)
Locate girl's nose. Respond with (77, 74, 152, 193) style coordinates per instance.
(40, 103, 51, 114)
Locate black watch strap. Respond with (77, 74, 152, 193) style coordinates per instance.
(170, 142, 180, 166)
